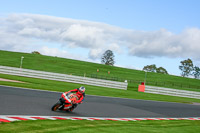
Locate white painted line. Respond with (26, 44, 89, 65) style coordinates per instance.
(0, 85, 61, 94)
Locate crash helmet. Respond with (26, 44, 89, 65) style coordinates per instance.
(79, 86, 85, 94)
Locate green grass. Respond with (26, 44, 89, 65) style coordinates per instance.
(1, 73, 200, 104)
(1, 119, 200, 133)
(0, 50, 200, 91)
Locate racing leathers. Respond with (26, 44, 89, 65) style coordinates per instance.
(68, 88, 85, 104)
(62, 88, 85, 111)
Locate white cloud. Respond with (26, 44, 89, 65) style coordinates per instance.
(0, 13, 200, 61)
(124, 28, 200, 60)
(39, 46, 69, 57)
(88, 48, 103, 60)
(39, 46, 93, 63)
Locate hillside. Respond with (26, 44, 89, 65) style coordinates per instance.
(0, 50, 200, 91)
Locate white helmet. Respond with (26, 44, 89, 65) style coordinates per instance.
(79, 86, 85, 94)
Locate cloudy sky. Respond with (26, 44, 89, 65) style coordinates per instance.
(0, 0, 200, 76)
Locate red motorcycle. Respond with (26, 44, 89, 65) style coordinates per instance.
(51, 92, 78, 112)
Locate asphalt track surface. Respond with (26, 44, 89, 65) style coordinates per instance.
(0, 85, 200, 118)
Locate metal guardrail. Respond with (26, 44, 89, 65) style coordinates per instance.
(145, 85, 200, 99)
(0, 66, 128, 90)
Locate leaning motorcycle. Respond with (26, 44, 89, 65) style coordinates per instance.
(51, 92, 78, 112)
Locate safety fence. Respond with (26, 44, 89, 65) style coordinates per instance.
(144, 85, 200, 99)
(0, 66, 128, 90)
(90, 74, 200, 90)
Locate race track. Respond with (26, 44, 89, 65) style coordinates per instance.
(0, 85, 200, 118)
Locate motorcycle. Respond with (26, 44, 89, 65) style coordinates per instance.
(51, 92, 78, 112)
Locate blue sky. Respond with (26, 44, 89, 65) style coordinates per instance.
(2, 0, 200, 32)
(0, 0, 200, 76)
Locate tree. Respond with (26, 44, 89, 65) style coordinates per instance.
(31, 51, 41, 55)
(143, 64, 168, 74)
(143, 64, 157, 72)
(193, 66, 200, 79)
(156, 67, 168, 74)
(179, 58, 194, 77)
(101, 50, 115, 66)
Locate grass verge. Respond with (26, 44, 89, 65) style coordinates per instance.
(0, 119, 200, 133)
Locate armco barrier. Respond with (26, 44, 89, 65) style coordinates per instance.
(0, 66, 128, 90)
(145, 85, 200, 99)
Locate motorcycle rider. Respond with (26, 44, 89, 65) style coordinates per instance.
(62, 86, 86, 111)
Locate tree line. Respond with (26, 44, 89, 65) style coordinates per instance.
(101, 50, 200, 79)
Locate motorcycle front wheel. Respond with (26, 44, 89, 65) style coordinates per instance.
(51, 101, 63, 111)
